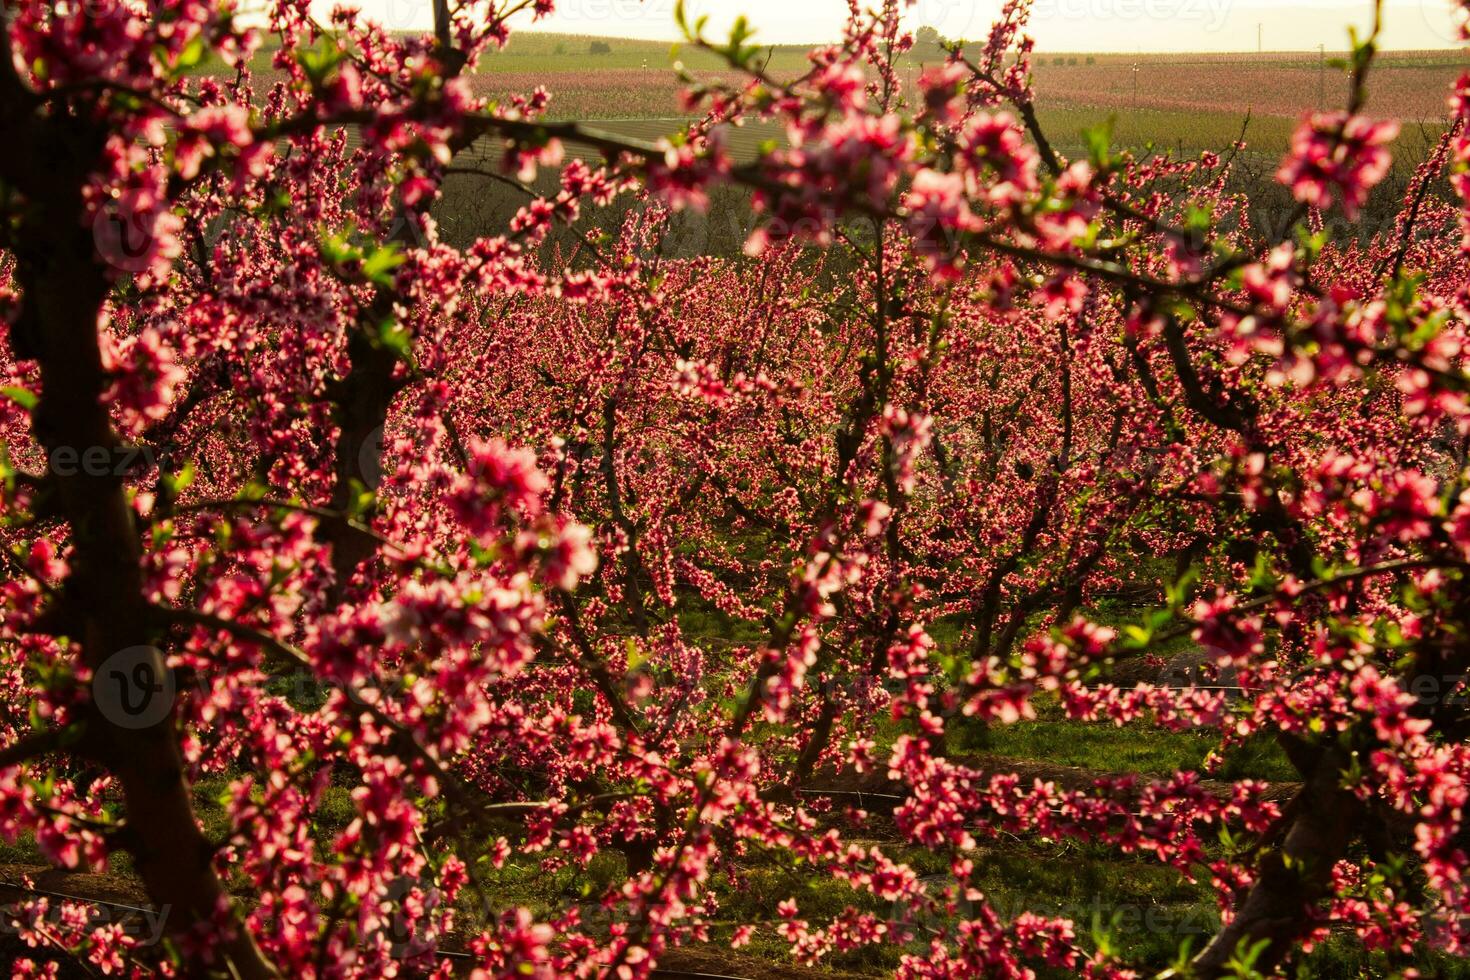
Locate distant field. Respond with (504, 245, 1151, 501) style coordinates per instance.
(460, 104, 1427, 169)
(471, 110, 1288, 165)
(465, 35, 1464, 155)
(233, 33, 1464, 157)
(432, 40, 1457, 255)
(467, 67, 737, 120)
(476, 30, 813, 75)
(478, 33, 1466, 123)
(1028, 51, 1466, 122)
(462, 70, 1295, 158)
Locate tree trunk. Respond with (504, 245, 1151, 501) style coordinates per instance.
(9, 100, 278, 980)
(1192, 747, 1357, 978)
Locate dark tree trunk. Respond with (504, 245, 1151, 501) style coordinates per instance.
(1, 38, 277, 978)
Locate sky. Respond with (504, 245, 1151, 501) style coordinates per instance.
(329, 0, 1470, 50)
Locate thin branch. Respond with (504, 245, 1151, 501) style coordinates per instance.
(0, 728, 68, 770)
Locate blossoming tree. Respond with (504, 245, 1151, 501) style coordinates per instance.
(0, 0, 1469, 977)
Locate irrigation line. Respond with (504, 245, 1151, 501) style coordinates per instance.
(792, 789, 1275, 822)
(795, 788, 904, 803)
(798, 790, 1153, 818)
(0, 879, 156, 917)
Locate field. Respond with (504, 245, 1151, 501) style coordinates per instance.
(241, 31, 1467, 260)
(464, 35, 1463, 148)
(236, 33, 1464, 155)
(404, 34, 1461, 264)
(1028, 50, 1465, 121)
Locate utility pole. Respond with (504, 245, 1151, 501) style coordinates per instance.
(1258, 22, 1263, 54)
(1318, 43, 1326, 107)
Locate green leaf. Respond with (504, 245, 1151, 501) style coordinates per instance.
(376, 317, 412, 358)
(297, 36, 346, 86)
(361, 243, 404, 287)
(319, 227, 358, 267)
(171, 35, 207, 76)
(1082, 117, 1115, 170)
(1090, 907, 1121, 958)
(1, 386, 37, 411)
(163, 461, 196, 497)
(626, 636, 647, 672)
(1157, 937, 1196, 978)
(1166, 568, 1200, 608)
(1224, 936, 1272, 978)
(1184, 205, 1212, 236)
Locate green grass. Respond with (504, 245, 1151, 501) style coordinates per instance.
(478, 829, 1470, 978)
(948, 694, 1298, 784)
(1034, 104, 1298, 158)
(675, 596, 768, 645)
(1035, 103, 1449, 164)
(970, 838, 1216, 973)
(478, 31, 814, 76)
(191, 30, 813, 79)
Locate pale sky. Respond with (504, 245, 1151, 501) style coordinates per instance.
(325, 0, 1469, 50)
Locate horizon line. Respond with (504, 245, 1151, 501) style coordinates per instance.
(505, 26, 1466, 54)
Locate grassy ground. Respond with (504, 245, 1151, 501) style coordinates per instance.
(0, 662, 1463, 977)
(479, 31, 812, 76)
(948, 697, 1299, 785)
